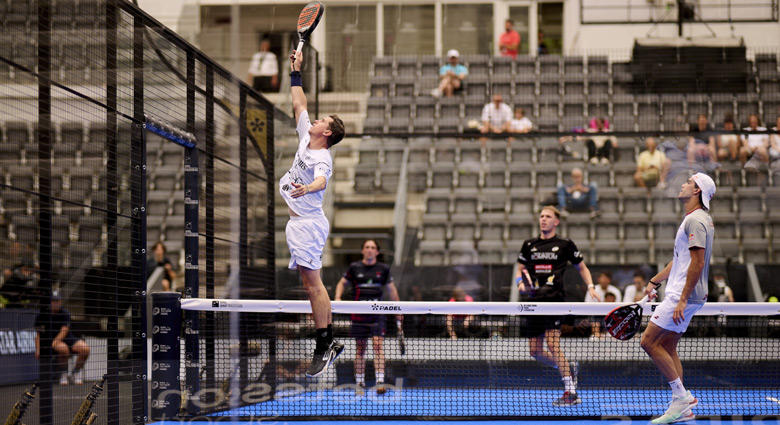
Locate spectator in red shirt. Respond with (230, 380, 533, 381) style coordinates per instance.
(499, 20, 521, 58)
(446, 288, 474, 340)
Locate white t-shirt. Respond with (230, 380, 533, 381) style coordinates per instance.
(623, 284, 644, 303)
(665, 208, 713, 305)
(509, 117, 533, 132)
(742, 126, 768, 149)
(481, 102, 513, 129)
(248, 51, 279, 77)
(585, 284, 622, 302)
(279, 111, 333, 217)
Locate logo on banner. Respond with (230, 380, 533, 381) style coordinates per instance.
(517, 304, 537, 312)
(212, 301, 244, 308)
(371, 303, 401, 311)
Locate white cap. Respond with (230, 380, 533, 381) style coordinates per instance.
(447, 49, 459, 58)
(691, 172, 716, 210)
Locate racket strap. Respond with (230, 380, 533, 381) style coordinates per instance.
(290, 70, 302, 87)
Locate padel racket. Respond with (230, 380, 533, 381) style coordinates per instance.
(295, 1, 324, 53)
(397, 319, 406, 355)
(604, 290, 656, 340)
(519, 268, 537, 295)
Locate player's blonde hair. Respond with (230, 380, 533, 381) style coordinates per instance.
(540, 205, 561, 220)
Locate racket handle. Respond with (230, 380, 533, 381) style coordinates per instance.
(637, 289, 657, 308)
(295, 39, 305, 54)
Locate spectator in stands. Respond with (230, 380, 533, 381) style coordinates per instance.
(688, 114, 715, 165)
(557, 167, 600, 218)
(634, 137, 669, 189)
(537, 31, 549, 55)
(586, 117, 617, 165)
(1, 243, 40, 308)
(498, 19, 521, 59)
(508, 107, 533, 133)
(433, 50, 468, 98)
(247, 38, 279, 93)
(446, 288, 475, 340)
(147, 241, 177, 291)
(585, 272, 622, 302)
(770, 116, 780, 168)
(739, 114, 769, 169)
(624, 271, 647, 303)
(35, 291, 91, 385)
(480, 94, 513, 134)
(711, 115, 739, 162)
(711, 270, 734, 303)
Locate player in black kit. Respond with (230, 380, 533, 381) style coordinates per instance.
(515, 206, 599, 406)
(334, 239, 401, 395)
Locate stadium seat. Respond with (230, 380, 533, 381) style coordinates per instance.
(420, 56, 440, 77)
(455, 165, 480, 189)
(483, 162, 507, 188)
(621, 188, 650, 214)
(586, 56, 609, 75)
(509, 142, 533, 164)
(479, 188, 508, 213)
(491, 73, 513, 98)
(563, 56, 584, 75)
(736, 93, 760, 125)
(464, 55, 490, 77)
(478, 211, 506, 240)
(535, 161, 560, 189)
(508, 163, 532, 188)
(562, 213, 591, 242)
(434, 138, 457, 163)
(593, 239, 621, 264)
(623, 239, 651, 264)
(492, 56, 513, 77)
(539, 56, 560, 75)
(661, 94, 685, 131)
(451, 215, 477, 241)
(563, 74, 585, 96)
(507, 214, 536, 242)
(485, 140, 508, 164)
(539, 73, 561, 96)
(597, 186, 620, 215)
(711, 93, 736, 125)
(370, 74, 392, 98)
(516, 56, 536, 75)
(477, 239, 505, 264)
(508, 187, 535, 215)
(430, 162, 455, 189)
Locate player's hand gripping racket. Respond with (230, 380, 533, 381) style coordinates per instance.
(397, 319, 406, 355)
(518, 268, 537, 295)
(295, 2, 324, 54)
(604, 289, 656, 340)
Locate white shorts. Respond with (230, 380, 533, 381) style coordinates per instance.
(286, 214, 329, 270)
(650, 296, 704, 333)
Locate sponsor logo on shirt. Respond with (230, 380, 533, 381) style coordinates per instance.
(552, 246, 559, 252)
(531, 252, 558, 260)
(535, 264, 552, 274)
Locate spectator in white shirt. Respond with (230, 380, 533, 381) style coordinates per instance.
(739, 114, 769, 168)
(480, 94, 513, 134)
(247, 38, 279, 93)
(623, 271, 646, 303)
(508, 107, 533, 133)
(585, 272, 622, 302)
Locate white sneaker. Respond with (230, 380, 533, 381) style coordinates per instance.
(60, 373, 69, 386)
(601, 157, 610, 165)
(651, 391, 698, 424)
(590, 157, 598, 165)
(430, 89, 441, 98)
(73, 370, 84, 385)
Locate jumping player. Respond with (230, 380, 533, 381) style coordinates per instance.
(641, 173, 716, 424)
(515, 205, 600, 406)
(334, 239, 401, 394)
(282, 49, 346, 377)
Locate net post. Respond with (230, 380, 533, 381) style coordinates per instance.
(183, 48, 201, 416)
(150, 292, 182, 421)
(37, 1, 54, 423)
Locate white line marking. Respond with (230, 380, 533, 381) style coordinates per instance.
(767, 396, 780, 404)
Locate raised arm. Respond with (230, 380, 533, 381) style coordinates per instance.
(290, 50, 307, 122)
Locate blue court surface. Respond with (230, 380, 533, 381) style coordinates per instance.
(156, 420, 780, 425)
(154, 388, 780, 424)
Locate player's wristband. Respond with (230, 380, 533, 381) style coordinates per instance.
(515, 277, 522, 285)
(587, 284, 595, 289)
(290, 71, 302, 86)
(649, 280, 661, 288)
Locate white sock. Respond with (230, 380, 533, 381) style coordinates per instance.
(356, 373, 365, 385)
(376, 372, 385, 384)
(669, 378, 686, 398)
(562, 376, 576, 394)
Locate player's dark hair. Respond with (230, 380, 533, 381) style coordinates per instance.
(361, 239, 380, 251)
(327, 114, 345, 147)
(633, 270, 644, 279)
(152, 241, 166, 254)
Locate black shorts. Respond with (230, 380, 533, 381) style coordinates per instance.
(252, 76, 275, 92)
(350, 318, 386, 339)
(523, 315, 563, 339)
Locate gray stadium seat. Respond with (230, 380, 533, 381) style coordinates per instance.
(587, 72, 609, 96)
(587, 56, 609, 75)
(492, 56, 514, 77)
(508, 187, 535, 215)
(516, 56, 536, 75)
(593, 239, 621, 264)
(484, 163, 508, 188)
(478, 212, 506, 241)
(563, 73, 585, 96)
(479, 188, 508, 213)
(539, 56, 560, 75)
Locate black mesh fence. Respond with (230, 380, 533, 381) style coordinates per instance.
(0, 1, 276, 424)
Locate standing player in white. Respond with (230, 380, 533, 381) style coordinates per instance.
(640, 173, 716, 424)
(282, 50, 346, 377)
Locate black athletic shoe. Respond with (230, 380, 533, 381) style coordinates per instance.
(552, 391, 581, 406)
(305, 340, 345, 377)
(376, 383, 387, 395)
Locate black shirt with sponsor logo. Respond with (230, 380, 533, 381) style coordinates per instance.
(343, 261, 393, 322)
(517, 235, 583, 301)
